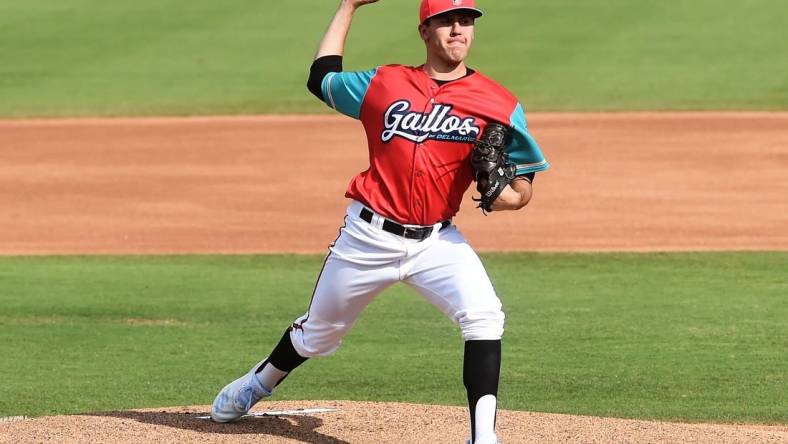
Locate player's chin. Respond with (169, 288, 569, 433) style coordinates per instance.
(444, 47, 469, 63)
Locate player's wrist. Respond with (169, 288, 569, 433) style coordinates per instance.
(337, 1, 357, 15)
(341, 0, 375, 12)
(490, 183, 531, 211)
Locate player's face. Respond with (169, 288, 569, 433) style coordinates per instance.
(419, 12, 476, 65)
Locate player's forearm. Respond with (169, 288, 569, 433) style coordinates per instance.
(315, 1, 360, 59)
(489, 178, 533, 211)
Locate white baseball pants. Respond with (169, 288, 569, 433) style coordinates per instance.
(289, 200, 505, 358)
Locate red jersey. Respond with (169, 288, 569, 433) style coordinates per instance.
(321, 64, 548, 225)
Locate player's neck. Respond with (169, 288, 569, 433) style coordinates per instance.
(423, 58, 468, 81)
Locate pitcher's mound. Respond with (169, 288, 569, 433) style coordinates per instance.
(1, 400, 785, 443)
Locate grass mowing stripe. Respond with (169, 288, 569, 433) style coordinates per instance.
(0, 0, 786, 116)
(0, 253, 785, 423)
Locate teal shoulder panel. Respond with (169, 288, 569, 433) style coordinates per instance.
(321, 68, 378, 119)
(507, 103, 550, 175)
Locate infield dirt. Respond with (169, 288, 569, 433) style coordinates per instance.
(2, 112, 787, 254)
(1, 113, 786, 443)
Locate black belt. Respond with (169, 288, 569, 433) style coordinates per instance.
(359, 208, 450, 241)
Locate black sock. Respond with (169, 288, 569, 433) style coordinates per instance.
(464, 339, 501, 443)
(255, 328, 309, 388)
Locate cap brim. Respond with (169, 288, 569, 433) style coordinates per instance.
(423, 7, 483, 23)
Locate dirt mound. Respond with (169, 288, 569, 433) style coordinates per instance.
(1, 400, 785, 443)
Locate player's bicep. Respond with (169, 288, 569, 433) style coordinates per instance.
(321, 68, 378, 119)
(506, 103, 549, 175)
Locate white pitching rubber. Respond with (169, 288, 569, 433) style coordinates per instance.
(198, 407, 337, 420)
(0, 416, 27, 423)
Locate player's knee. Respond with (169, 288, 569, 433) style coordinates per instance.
(458, 308, 505, 341)
(288, 318, 348, 358)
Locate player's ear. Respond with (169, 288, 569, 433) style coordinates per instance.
(418, 23, 429, 42)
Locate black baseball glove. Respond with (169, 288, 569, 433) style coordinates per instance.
(470, 122, 517, 213)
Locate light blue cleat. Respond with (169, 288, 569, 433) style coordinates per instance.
(211, 359, 272, 423)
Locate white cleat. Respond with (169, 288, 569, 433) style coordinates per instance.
(211, 359, 272, 423)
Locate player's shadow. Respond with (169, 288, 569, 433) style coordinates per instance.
(92, 410, 349, 444)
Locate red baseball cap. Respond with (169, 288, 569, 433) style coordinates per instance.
(419, 0, 483, 24)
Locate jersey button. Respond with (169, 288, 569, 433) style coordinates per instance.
(415, 171, 423, 177)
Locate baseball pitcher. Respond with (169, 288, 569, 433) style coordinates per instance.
(211, 1, 549, 443)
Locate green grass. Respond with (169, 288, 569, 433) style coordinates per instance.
(0, 0, 786, 117)
(0, 253, 786, 423)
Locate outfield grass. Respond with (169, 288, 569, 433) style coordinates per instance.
(0, 0, 786, 117)
(0, 253, 785, 423)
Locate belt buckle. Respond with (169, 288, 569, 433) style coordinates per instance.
(405, 226, 430, 241)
